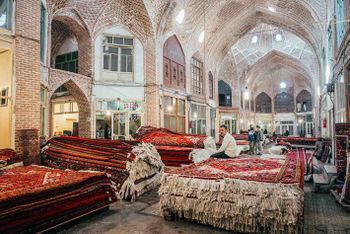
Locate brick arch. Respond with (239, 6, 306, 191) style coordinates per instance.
(50, 79, 91, 138)
(296, 89, 313, 112)
(255, 92, 272, 113)
(51, 12, 92, 77)
(246, 50, 313, 89)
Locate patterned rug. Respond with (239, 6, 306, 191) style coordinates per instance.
(160, 149, 305, 233)
(0, 149, 22, 169)
(166, 149, 304, 187)
(41, 136, 164, 201)
(0, 165, 116, 233)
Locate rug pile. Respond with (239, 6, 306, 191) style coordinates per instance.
(133, 126, 215, 167)
(0, 149, 23, 169)
(160, 149, 305, 233)
(41, 136, 164, 201)
(0, 165, 116, 233)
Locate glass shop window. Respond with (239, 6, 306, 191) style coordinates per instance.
(189, 104, 206, 135)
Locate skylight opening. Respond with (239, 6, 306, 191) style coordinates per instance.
(198, 31, 205, 43)
(251, 35, 258, 44)
(176, 9, 185, 24)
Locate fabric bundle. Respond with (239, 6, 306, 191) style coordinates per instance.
(41, 136, 164, 201)
(133, 126, 215, 167)
(159, 149, 305, 233)
(0, 165, 116, 233)
(0, 149, 23, 169)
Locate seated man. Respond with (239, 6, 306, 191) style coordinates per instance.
(211, 125, 237, 158)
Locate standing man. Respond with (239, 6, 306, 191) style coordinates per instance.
(211, 125, 237, 158)
(248, 126, 256, 155)
(255, 125, 264, 155)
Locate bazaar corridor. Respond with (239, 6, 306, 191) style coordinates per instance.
(1, 0, 350, 233)
(53, 183, 350, 234)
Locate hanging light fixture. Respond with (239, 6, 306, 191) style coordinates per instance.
(244, 87, 250, 100)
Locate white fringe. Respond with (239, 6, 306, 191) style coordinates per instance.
(119, 143, 164, 202)
(159, 174, 304, 233)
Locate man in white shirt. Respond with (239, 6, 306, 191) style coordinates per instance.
(211, 125, 238, 158)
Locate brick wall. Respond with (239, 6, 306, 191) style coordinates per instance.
(14, 0, 41, 164)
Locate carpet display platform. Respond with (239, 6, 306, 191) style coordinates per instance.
(0, 165, 116, 233)
(0, 148, 23, 169)
(159, 149, 305, 233)
(41, 136, 164, 201)
(276, 137, 322, 148)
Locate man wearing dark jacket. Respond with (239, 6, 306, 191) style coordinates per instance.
(256, 125, 264, 155)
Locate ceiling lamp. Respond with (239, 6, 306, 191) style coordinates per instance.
(268, 6, 276, 12)
(280, 82, 286, 89)
(244, 87, 250, 100)
(251, 35, 258, 44)
(275, 33, 282, 42)
(198, 31, 205, 43)
(176, 9, 185, 24)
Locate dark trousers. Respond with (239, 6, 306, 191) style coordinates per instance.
(211, 152, 230, 159)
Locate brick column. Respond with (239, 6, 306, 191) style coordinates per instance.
(14, 1, 41, 164)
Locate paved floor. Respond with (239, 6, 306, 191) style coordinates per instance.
(51, 183, 350, 234)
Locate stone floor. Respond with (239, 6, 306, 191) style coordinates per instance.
(50, 183, 350, 234)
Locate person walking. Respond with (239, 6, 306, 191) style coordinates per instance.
(248, 126, 256, 155)
(255, 125, 264, 155)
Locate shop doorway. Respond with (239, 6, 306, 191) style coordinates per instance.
(111, 111, 141, 140)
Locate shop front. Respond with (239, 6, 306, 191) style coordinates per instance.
(189, 103, 207, 135)
(95, 99, 142, 140)
(220, 112, 238, 134)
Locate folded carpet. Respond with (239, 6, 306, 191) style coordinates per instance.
(0, 165, 116, 233)
(159, 149, 305, 233)
(0, 148, 23, 169)
(41, 136, 164, 201)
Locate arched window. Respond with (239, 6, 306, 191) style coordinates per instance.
(274, 92, 294, 113)
(209, 71, 214, 99)
(296, 90, 312, 112)
(255, 92, 272, 113)
(163, 35, 186, 90)
(218, 80, 232, 107)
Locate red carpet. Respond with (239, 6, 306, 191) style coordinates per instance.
(0, 165, 116, 233)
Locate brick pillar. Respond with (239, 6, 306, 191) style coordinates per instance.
(144, 41, 160, 127)
(14, 1, 41, 164)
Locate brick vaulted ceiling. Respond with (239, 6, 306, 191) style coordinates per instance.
(48, 0, 326, 86)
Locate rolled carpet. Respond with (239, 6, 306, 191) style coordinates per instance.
(41, 136, 164, 201)
(159, 149, 305, 233)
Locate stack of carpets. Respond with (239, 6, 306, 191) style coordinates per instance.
(0, 149, 23, 169)
(133, 126, 215, 167)
(0, 165, 116, 233)
(276, 137, 319, 147)
(334, 123, 350, 204)
(160, 149, 305, 233)
(41, 136, 164, 201)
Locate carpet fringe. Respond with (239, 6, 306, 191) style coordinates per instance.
(159, 175, 304, 233)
